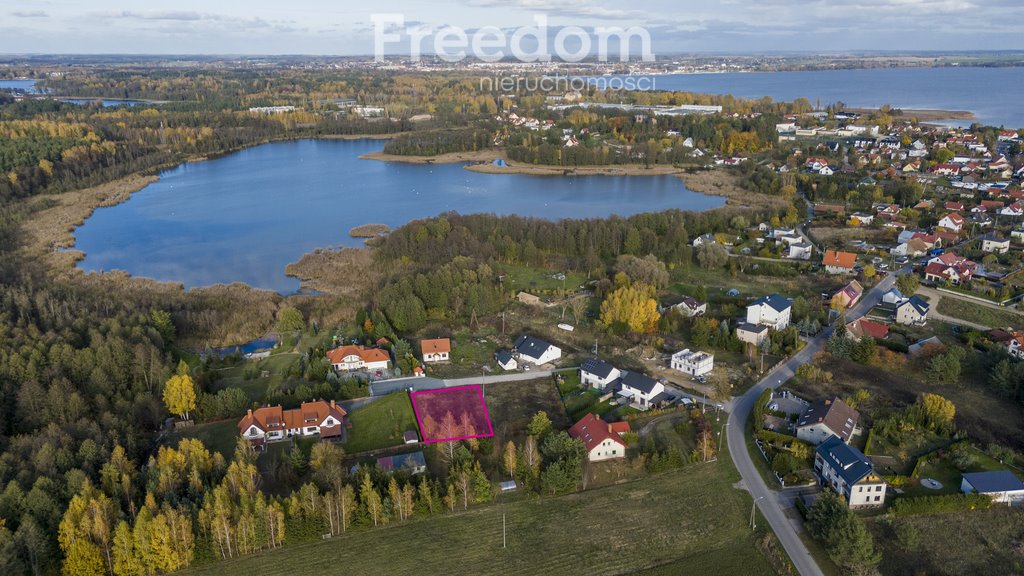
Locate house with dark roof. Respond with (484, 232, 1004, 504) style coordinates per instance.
(513, 335, 561, 366)
(832, 280, 864, 309)
(961, 470, 1024, 504)
(673, 296, 707, 317)
(814, 436, 887, 508)
(736, 322, 770, 346)
(797, 397, 860, 445)
(495, 350, 518, 371)
(580, 358, 621, 389)
(895, 296, 930, 326)
(568, 413, 627, 462)
(377, 451, 427, 475)
(746, 294, 792, 330)
(616, 371, 668, 410)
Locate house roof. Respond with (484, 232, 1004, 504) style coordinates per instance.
(900, 295, 930, 316)
(568, 413, 627, 454)
(514, 335, 555, 361)
(581, 357, 617, 380)
(619, 371, 660, 395)
(752, 293, 792, 313)
(846, 319, 889, 340)
(941, 213, 965, 225)
(495, 350, 515, 365)
(962, 470, 1024, 493)
(421, 338, 451, 355)
(798, 397, 860, 443)
(403, 430, 419, 442)
(377, 451, 426, 473)
(816, 435, 875, 486)
(326, 345, 390, 365)
(238, 400, 347, 435)
(737, 322, 769, 334)
(609, 421, 631, 435)
(822, 250, 857, 269)
(678, 296, 705, 310)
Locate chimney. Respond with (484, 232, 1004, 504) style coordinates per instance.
(247, 409, 253, 417)
(330, 399, 336, 409)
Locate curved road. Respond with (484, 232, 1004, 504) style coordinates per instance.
(727, 270, 899, 576)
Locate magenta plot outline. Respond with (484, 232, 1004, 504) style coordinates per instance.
(409, 384, 495, 443)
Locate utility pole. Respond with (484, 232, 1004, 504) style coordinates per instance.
(502, 513, 507, 549)
(718, 423, 727, 454)
(750, 496, 764, 531)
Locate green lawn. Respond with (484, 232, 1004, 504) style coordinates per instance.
(343, 393, 418, 454)
(498, 264, 588, 294)
(563, 389, 617, 422)
(902, 445, 1013, 497)
(423, 329, 500, 379)
(167, 420, 240, 460)
(936, 297, 1024, 330)
(180, 458, 777, 576)
(483, 377, 569, 444)
(869, 506, 1024, 575)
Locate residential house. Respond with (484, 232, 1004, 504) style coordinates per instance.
(797, 398, 860, 445)
(420, 338, 451, 363)
(1001, 203, 1024, 218)
(673, 296, 707, 317)
(925, 259, 975, 285)
(908, 336, 944, 357)
(580, 357, 621, 389)
(895, 296, 930, 326)
(814, 436, 887, 508)
(671, 349, 714, 378)
(944, 201, 965, 212)
(892, 238, 929, 258)
(514, 335, 561, 366)
(495, 350, 518, 371)
(377, 451, 427, 475)
(617, 371, 667, 410)
(822, 250, 857, 275)
(937, 213, 965, 233)
(845, 318, 890, 341)
(239, 400, 348, 449)
(981, 232, 1011, 254)
(326, 345, 391, 372)
(1005, 332, 1024, 360)
(881, 288, 906, 306)
(746, 294, 793, 330)
(736, 323, 770, 346)
(568, 413, 627, 462)
(832, 280, 864, 309)
(693, 233, 717, 247)
(787, 241, 815, 260)
(961, 471, 1024, 505)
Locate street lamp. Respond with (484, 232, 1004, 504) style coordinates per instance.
(718, 423, 728, 454)
(750, 496, 765, 531)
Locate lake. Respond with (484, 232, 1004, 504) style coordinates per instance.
(0, 79, 39, 93)
(602, 67, 1024, 128)
(72, 138, 723, 293)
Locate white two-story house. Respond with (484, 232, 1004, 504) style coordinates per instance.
(746, 294, 792, 331)
(814, 435, 887, 508)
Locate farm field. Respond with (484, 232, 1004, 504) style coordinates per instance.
(180, 457, 776, 576)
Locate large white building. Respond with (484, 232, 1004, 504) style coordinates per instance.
(746, 294, 792, 331)
(568, 413, 628, 462)
(671, 349, 714, 378)
(238, 400, 348, 450)
(326, 345, 391, 372)
(814, 436, 887, 508)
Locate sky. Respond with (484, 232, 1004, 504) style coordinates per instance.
(2, 0, 1023, 55)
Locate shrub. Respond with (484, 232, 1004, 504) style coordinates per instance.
(890, 494, 992, 516)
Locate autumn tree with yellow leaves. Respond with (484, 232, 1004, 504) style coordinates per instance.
(599, 283, 661, 334)
(162, 361, 197, 421)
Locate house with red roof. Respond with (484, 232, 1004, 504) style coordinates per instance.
(568, 413, 628, 462)
(845, 319, 890, 341)
(822, 250, 857, 275)
(238, 400, 348, 449)
(1006, 332, 1024, 360)
(420, 338, 451, 363)
(937, 213, 964, 233)
(326, 345, 391, 372)
(944, 201, 964, 212)
(925, 262, 974, 285)
(832, 280, 864, 309)
(932, 164, 961, 176)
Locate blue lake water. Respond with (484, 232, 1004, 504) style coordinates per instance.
(59, 98, 150, 107)
(72, 138, 723, 293)
(0, 79, 39, 93)
(605, 67, 1024, 128)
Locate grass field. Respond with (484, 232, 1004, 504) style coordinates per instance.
(344, 393, 418, 453)
(936, 296, 1024, 330)
(498, 264, 588, 294)
(180, 458, 777, 576)
(168, 420, 240, 460)
(869, 506, 1024, 575)
(483, 378, 569, 444)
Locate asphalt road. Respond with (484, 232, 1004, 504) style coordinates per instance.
(726, 270, 898, 576)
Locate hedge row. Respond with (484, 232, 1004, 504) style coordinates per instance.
(890, 493, 992, 516)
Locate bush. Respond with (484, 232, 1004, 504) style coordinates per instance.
(890, 493, 992, 516)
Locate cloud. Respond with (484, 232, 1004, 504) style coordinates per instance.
(466, 0, 646, 20)
(11, 10, 48, 18)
